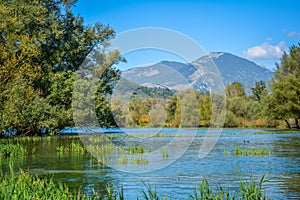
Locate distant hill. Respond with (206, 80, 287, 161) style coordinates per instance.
(121, 52, 274, 94)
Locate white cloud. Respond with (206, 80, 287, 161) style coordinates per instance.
(243, 42, 286, 60)
(287, 31, 300, 39)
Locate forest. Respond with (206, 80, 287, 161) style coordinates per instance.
(1, 0, 300, 136)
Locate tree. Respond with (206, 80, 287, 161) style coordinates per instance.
(199, 94, 212, 126)
(226, 82, 246, 97)
(176, 89, 200, 127)
(251, 81, 267, 102)
(263, 44, 300, 128)
(0, 0, 122, 135)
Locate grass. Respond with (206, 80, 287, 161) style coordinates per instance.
(140, 174, 269, 200)
(56, 141, 85, 154)
(0, 161, 269, 200)
(118, 155, 128, 164)
(223, 148, 230, 156)
(190, 174, 269, 200)
(125, 145, 144, 154)
(86, 143, 115, 164)
(130, 156, 149, 165)
(234, 147, 271, 156)
(122, 145, 153, 154)
(160, 148, 169, 159)
(0, 163, 87, 200)
(0, 143, 27, 158)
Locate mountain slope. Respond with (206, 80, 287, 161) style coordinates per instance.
(121, 52, 273, 94)
(193, 52, 273, 88)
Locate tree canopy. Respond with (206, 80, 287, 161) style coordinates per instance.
(0, 0, 122, 136)
(263, 44, 300, 128)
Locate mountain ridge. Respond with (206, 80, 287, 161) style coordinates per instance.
(121, 52, 274, 94)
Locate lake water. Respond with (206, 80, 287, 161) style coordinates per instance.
(1, 128, 300, 199)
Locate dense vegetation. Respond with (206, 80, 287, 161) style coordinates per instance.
(0, 165, 269, 199)
(1, 0, 299, 137)
(0, 0, 123, 136)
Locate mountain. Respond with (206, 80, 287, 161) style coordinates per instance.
(121, 52, 274, 94)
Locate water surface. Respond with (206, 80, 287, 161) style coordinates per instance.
(1, 129, 299, 199)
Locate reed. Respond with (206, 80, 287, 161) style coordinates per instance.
(223, 148, 230, 155)
(0, 164, 269, 200)
(118, 155, 128, 165)
(124, 145, 153, 154)
(130, 156, 149, 165)
(0, 143, 27, 158)
(0, 163, 88, 200)
(126, 145, 144, 154)
(160, 148, 169, 159)
(86, 143, 115, 164)
(56, 142, 85, 154)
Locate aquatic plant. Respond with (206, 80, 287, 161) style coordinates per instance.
(86, 143, 115, 164)
(223, 149, 230, 156)
(142, 183, 159, 200)
(130, 156, 148, 165)
(125, 145, 144, 154)
(234, 147, 271, 156)
(56, 142, 85, 154)
(0, 163, 269, 200)
(124, 145, 154, 155)
(160, 149, 169, 159)
(0, 143, 27, 158)
(0, 164, 87, 200)
(118, 155, 128, 165)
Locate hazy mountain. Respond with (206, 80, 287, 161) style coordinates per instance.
(121, 52, 274, 94)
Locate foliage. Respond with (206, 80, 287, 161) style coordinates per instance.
(251, 80, 267, 102)
(263, 44, 300, 128)
(0, 164, 86, 200)
(0, 143, 27, 158)
(226, 82, 246, 97)
(0, 161, 269, 199)
(0, 0, 122, 135)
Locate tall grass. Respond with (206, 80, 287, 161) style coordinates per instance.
(0, 163, 269, 200)
(56, 141, 85, 154)
(130, 156, 149, 165)
(0, 163, 87, 200)
(141, 175, 269, 200)
(0, 143, 27, 158)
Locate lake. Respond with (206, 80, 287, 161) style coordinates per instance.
(1, 128, 300, 199)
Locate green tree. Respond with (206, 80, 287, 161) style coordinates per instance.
(199, 94, 212, 126)
(251, 81, 267, 102)
(0, 0, 122, 135)
(226, 82, 246, 97)
(263, 44, 300, 128)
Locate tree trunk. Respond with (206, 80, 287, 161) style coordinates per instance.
(295, 118, 299, 129)
(284, 119, 291, 129)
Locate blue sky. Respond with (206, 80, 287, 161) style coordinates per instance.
(73, 0, 300, 71)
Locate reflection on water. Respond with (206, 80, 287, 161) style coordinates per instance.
(1, 129, 299, 199)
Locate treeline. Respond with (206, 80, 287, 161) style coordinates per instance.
(111, 45, 300, 129)
(0, 1, 299, 136)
